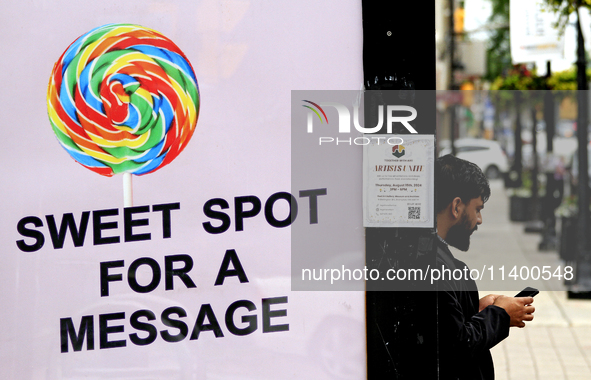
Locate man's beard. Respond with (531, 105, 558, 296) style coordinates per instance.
(446, 212, 477, 252)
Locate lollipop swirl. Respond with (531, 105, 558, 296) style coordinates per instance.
(47, 24, 199, 176)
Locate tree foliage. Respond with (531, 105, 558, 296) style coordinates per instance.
(543, 0, 591, 30)
(490, 64, 547, 90)
(485, 0, 511, 80)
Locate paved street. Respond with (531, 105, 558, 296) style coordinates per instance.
(450, 180, 591, 379)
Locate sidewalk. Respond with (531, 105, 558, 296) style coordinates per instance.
(450, 180, 591, 380)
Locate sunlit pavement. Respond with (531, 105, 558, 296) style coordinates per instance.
(450, 179, 591, 379)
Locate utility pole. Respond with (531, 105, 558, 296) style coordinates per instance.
(525, 104, 543, 232)
(362, 2, 436, 378)
(510, 91, 524, 188)
(539, 62, 559, 250)
(574, 8, 591, 293)
(449, 0, 457, 156)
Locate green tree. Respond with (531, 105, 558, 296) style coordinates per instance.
(543, 0, 590, 87)
(485, 0, 591, 81)
(543, 0, 591, 30)
(485, 0, 511, 81)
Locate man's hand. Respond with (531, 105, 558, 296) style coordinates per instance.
(492, 295, 535, 328)
(479, 294, 502, 312)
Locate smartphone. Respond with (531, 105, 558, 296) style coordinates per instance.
(515, 287, 539, 297)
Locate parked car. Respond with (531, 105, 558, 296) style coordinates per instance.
(439, 138, 509, 179)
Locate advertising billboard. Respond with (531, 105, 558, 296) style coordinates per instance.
(0, 1, 366, 378)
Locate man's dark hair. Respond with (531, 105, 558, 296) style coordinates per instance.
(435, 154, 490, 213)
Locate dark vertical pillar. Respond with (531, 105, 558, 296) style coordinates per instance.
(531, 108, 539, 206)
(546, 62, 555, 154)
(362, 1, 436, 378)
(450, 105, 457, 156)
(539, 63, 560, 250)
(525, 106, 543, 232)
(574, 10, 591, 292)
(448, 0, 455, 91)
(449, 0, 457, 156)
(493, 92, 502, 141)
(509, 91, 523, 188)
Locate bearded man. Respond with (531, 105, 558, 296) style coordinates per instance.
(435, 154, 535, 380)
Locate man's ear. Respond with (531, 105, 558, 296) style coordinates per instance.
(451, 197, 464, 219)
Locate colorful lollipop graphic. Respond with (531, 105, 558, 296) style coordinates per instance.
(47, 24, 199, 206)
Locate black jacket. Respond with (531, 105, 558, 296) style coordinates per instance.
(436, 239, 510, 380)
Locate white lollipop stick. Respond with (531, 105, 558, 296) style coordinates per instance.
(123, 172, 133, 207)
